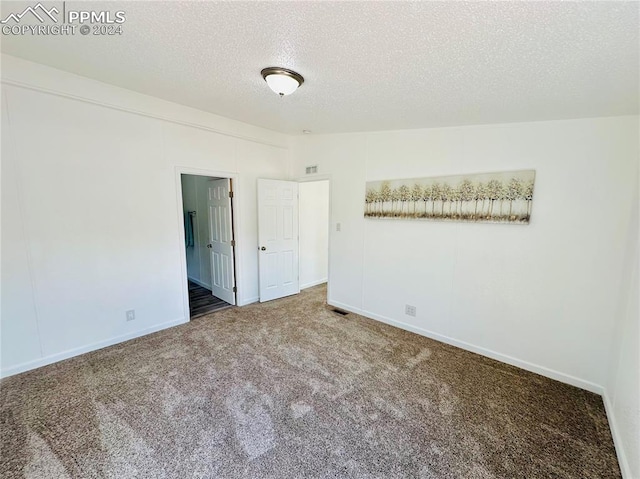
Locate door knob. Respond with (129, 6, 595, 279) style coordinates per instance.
(260, 246, 266, 251)
(207, 244, 213, 249)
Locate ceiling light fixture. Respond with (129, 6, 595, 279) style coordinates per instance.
(261, 67, 304, 97)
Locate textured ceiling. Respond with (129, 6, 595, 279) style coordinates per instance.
(1, 1, 638, 134)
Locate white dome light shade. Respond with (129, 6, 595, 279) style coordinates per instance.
(261, 67, 304, 96)
(265, 74, 299, 96)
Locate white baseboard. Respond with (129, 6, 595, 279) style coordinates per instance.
(602, 391, 633, 478)
(301, 278, 328, 290)
(187, 276, 212, 290)
(0, 317, 188, 379)
(328, 299, 604, 395)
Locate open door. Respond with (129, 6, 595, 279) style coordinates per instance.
(207, 178, 236, 305)
(258, 179, 299, 302)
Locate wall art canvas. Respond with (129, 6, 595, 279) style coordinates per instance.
(365, 170, 535, 224)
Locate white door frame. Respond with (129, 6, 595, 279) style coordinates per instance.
(296, 174, 332, 302)
(175, 166, 241, 321)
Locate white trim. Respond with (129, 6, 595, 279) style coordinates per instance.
(301, 279, 328, 290)
(0, 317, 188, 379)
(187, 276, 212, 290)
(328, 299, 604, 395)
(603, 391, 633, 478)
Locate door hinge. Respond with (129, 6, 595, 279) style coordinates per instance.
(233, 286, 237, 293)
(231, 240, 236, 247)
(229, 191, 234, 198)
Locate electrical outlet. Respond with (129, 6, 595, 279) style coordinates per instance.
(405, 305, 416, 317)
(126, 310, 136, 321)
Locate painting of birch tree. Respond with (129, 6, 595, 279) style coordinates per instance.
(364, 170, 535, 224)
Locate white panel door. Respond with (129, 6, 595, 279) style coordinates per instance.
(258, 179, 300, 302)
(207, 178, 236, 305)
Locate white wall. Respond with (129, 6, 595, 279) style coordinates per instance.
(292, 116, 639, 393)
(299, 180, 329, 289)
(605, 175, 639, 479)
(0, 55, 291, 376)
(181, 174, 216, 289)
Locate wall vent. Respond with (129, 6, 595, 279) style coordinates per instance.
(305, 165, 318, 175)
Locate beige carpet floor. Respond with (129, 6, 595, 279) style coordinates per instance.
(0, 285, 621, 478)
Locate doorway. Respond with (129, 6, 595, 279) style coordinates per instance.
(181, 174, 237, 318)
(298, 179, 330, 291)
(256, 178, 330, 303)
